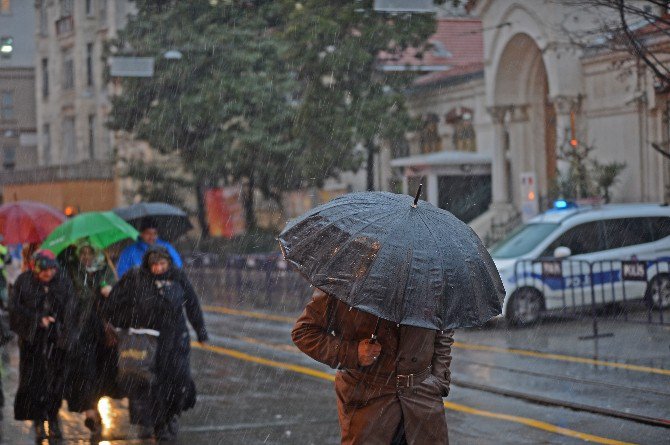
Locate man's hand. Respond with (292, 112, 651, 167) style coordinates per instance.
(40, 316, 55, 328)
(357, 339, 382, 367)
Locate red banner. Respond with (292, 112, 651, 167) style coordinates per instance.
(204, 187, 246, 238)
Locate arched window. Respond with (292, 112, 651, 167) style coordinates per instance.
(419, 113, 441, 154)
(446, 107, 477, 152)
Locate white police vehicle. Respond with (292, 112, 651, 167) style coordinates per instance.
(489, 201, 670, 325)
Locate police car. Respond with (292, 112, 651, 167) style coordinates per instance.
(489, 201, 670, 325)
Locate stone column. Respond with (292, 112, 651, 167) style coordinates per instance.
(427, 173, 439, 207)
(487, 105, 514, 206)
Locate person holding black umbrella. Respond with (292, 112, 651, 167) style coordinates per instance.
(9, 250, 71, 441)
(116, 218, 183, 277)
(282, 190, 505, 445)
(293, 288, 454, 444)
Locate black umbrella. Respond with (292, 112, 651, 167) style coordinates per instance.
(113, 202, 193, 241)
(278, 190, 504, 330)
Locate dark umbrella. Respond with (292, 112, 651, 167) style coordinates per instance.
(278, 190, 505, 331)
(113, 202, 193, 241)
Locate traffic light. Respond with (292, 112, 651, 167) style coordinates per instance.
(64, 205, 78, 217)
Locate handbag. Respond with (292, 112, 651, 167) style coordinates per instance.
(116, 328, 159, 393)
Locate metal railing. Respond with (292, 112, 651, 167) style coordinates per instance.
(513, 258, 670, 338)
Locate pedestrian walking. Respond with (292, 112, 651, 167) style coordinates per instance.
(61, 242, 117, 438)
(9, 250, 71, 442)
(281, 190, 505, 445)
(293, 288, 454, 444)
(105, 246, 208, 441)
(116, 219, 183, 277)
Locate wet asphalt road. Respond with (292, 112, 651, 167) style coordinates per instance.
(1, 302, 670, 444)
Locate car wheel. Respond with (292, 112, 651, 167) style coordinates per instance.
(507, 288, 544, 326)
(645, 274, 670, 309)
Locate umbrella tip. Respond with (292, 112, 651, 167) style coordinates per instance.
(412, 184, 423, 208)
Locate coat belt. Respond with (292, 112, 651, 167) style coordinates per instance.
(346, 365, 433, 388)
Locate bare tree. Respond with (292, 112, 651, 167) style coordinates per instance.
(561, 0, 670, 86)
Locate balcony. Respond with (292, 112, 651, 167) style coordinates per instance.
(55, 16, 74, 37)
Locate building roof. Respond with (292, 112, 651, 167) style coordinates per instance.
(380, 18, 484, 87)
(390, 150, 491, 168)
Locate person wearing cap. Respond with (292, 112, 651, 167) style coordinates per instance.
(116, 219, 183, 278)
(9, 250, 73, 441)
(61, 242, 117, 438)
(105, 246, 208, 441)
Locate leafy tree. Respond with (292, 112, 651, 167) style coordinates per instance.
(108, 0, 301, 232)
(283, 0, 443, 190)
(122, 158, 191, 206)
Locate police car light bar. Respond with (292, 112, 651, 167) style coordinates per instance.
(553, 200, 577, 210)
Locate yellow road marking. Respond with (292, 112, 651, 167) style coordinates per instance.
(454, 342, 670, 377)
(203, 305, 295, 323)
(203, 305, 670, 377)
(441, 401, 635, 445)
(193, 342, 637, 445)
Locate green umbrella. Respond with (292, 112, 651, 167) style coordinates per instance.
(41, 211, 139, 255)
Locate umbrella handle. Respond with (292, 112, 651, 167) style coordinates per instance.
(370, 317, 381, 344)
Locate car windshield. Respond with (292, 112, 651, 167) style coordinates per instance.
(490, 223, 559, 259)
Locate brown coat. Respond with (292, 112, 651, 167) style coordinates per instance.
(292, 289, 454, 445)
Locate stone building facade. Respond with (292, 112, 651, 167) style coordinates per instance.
(0, 0, 38, 185)
(1, 0, 139, 212)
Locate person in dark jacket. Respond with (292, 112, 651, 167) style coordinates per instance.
(9, 250, 71, 441)
(61, 242, 117, 437)
(105, 246, 208, 441)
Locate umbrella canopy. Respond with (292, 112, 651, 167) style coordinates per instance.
(0, 201, 66, 244)
(278, 191, 505, 330)
(113, 202, 192, 241)
(41, 211, 139, 255)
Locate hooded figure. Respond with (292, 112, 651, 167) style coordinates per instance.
(10, 249, 72, 441)
(105, 246, 208, 441)
(61, 242, 117, 437)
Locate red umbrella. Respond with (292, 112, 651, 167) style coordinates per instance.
(0, 201, 66, 244)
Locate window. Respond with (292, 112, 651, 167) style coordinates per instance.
(99, 0, 107, 25)
(63, 52, 74, 90)
(542, 222, 606, 256)
(0, 36, 12, 57)
(85, 0, 93, 16)
(419, 114, 441, 154)
(446, 107, 477, 152)
(603, 218, 653, 249)
(491, 223, 559, 259)
(60, 0, 73, 17)
(86, 43, 94, 86)
(43, 123, 51, 165)
(3, 147, 15, 170)
(41, 58, 49, 98)
(0, 0, 10, 16)
(39, 0, 48, 36)
(1, 91, 13, 120)
(88, 114, 95, 158)
(62, 117, 76, 162)
(649, 217, 670, 241)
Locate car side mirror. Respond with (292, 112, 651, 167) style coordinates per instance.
(554, 246, 571, 259)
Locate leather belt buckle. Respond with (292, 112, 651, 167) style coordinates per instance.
(396, 373, 414, 388)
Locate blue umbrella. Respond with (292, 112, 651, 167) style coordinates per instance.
(278, 190, 504, 330)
